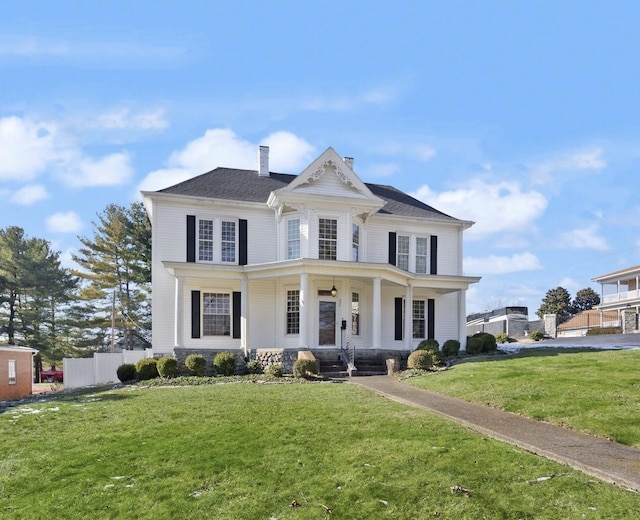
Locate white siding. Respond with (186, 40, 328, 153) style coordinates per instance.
(293, 170, 367, 198)
(248, 280, 277, 348)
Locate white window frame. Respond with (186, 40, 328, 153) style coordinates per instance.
(319, 218, 337, 261)
(352, 223, 360, 262)
(286, 290, 300, 335)
(220, 220, 237, 264)
(8, 359, 16, 384)
(197, 217, 238, 264)
(287, 218, 301, 260)
(397, 235, 410, 271)
(198, 218, 215, 262)
(351, 292, 360, 336)
(416, 236, 428, 274)
(413, 300, 425, 339)
(202, 292, 231, 336)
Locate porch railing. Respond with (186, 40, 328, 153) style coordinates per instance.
(604, 289, 640, 304)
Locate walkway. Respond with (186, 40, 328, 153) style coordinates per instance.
(352, 375, 640, 492)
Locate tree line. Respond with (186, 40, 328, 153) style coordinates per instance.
(536, 286, 601, 323)
(0, 202, 151, 363)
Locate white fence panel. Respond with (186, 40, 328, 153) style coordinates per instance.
(63, 349, 153, 389)
(63, 358, 95, 389)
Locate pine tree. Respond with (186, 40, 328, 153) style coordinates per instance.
(572, 287, 601, 313)
(72, 203, 151, 351)
(536, 286, 573, 323)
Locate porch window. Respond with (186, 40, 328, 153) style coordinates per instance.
(397, 235, 409, 271)
(319, 218, 337, 260)
(221, 221, 236, 263)
(202, 293, 231, 336)
(416, 237, 428, 274)
(352, 223, 360, 262)
(8, 360, 16, 384)
(198, 219, 214, 261)
(286, 290, 300, 334)
(287, 218, 300, 259)
(351, 292, 360, 335)
(413, 300, 425, 338)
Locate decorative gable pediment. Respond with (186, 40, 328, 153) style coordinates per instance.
(267, 147, 385, 219)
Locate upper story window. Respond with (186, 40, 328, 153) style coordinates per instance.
(287, 218, 301, 259)
(221, 221, 236, 263)
(319, 218, 337, 261)
(416, 237, 428, 274)
(352, 223, 360, 262)
(397, 235, 410, 271)
(198, 219, 214, 261)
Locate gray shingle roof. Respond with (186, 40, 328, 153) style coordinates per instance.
(158, 168, 460, 222)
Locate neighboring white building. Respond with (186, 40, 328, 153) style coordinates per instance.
(142, 146, 480, 372)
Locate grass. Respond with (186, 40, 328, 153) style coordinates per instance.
(407, 348, 640, 446)
(2, 380, 640, 519)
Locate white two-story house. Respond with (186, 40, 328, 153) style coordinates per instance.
(142, 146, 480, 372)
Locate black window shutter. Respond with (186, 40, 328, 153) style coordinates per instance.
(239, 219, 248, 266)
(430, 235, 438, 275)
(232, 291, 241, 339)
(427, 298, 435, 339)
(389, 232, 397, 265)
(394, 297, 403, 340)
(186, 215, 196, 263)
(191, 290, 201, 338)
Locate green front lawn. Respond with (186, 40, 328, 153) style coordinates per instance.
(408, 348, 640, 446)
(2, 381, 639, 519)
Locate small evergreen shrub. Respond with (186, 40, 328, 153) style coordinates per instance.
(494, 333, 510, 344)
(469, 332, 497, 353)
(135, 358, 159, 380)
(529, 330, 544, 341)
(417, 338, 439, 351)
(264, 363, 283, 378)
(442, 339, 461, 357)
(185, 354, 206, 376)
(407, 350, 436, 371)
(116, 363, 136, 383)
(156, 357, 178, 378)
(292, 358, 319, 379)
(465, 336, 483, 355)
(214, 351, 236, 376)
(245, 359, 263, 374)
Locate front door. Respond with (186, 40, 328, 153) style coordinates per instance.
(319, 300, 337, 346)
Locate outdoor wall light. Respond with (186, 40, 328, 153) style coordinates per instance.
(331, 277, 337, 297)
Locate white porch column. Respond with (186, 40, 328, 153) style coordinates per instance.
(372, 277, 382, 349)
(299, 273, 308, 349)
(458, 290, 467, 347)
(174, 276, 183, 348)
(241, 276, 249, 356)
(404, 284, 413, 350)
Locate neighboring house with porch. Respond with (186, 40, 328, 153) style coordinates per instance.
(0, 345, 37, 400)
(592, 265, 640, 333)
(142, 146, 480, 373)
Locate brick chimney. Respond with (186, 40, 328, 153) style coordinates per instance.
(343, 156, 354, 170)
(258, 145, 270, 177)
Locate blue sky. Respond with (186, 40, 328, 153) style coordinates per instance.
(2, 1, 639, 317)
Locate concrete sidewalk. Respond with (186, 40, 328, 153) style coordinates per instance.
(352, 375, 640, 492)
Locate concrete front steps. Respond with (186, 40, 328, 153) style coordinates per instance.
(314, 350, 391, 377)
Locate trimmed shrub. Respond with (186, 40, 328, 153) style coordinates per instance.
(264, 363, 283, 378)
(494, 333, 510, 344)
(116, 363, 136, 383)
(214, 352, 236, 376)
(465, 335, 483, 355)
(135, 358, 159, 381)
(156, 357, 178, 378)
(185, 354, 206, 376)
(407, 350, 436, 371)
(245, 359, 263, 374)
(292, 358, 319, 379)
(469, 332, 497, 353)
(417, 338, 439, 351)
(586, 326, 622, 336)
(529, 330, 544, 341)
(442, 339, 461, 358)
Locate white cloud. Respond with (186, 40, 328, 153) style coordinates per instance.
(558, 224, 609, 251)
(558, 278, 581, 293)
(302, 86, 398, 112)
(0, 116, 63, 181)
(10, 184, 48, 205)
(46, 211, 83, 233)
(138, 128, 315, 193)
(59, 152, 134, 187)
(529, 147, 606, 185)
(96, 108, 168, 130)
(464, 252, 543, 275)
(412, 180, 548, 239)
